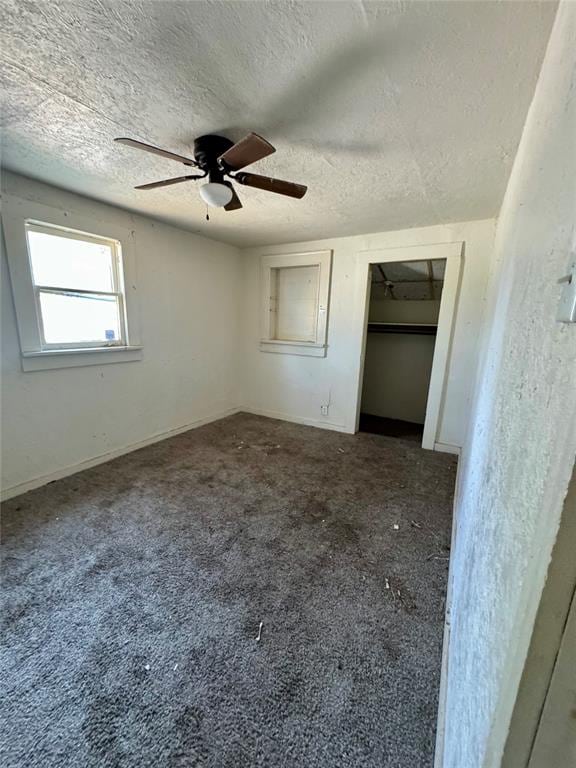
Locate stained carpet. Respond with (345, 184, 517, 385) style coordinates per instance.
(1, 413, 456, 768)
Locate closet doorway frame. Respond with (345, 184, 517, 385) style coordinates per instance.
(351, 241, 463, 451)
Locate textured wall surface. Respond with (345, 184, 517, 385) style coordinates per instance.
(1, 172, 241, 496)
(443, 3, 576, 766)
(0, 0, 555, 246)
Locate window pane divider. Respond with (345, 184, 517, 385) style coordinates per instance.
(35, 285, 121, 299)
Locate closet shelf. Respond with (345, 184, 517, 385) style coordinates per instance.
(367, 322, 438, 336)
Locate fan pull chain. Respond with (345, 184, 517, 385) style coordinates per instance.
(206, 206, 210, 222)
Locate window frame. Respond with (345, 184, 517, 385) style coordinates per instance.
(25, 221, 128, 351)
(260, 250, 332, 357)
(3, 195, 142, 371)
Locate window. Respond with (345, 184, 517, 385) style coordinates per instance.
(271, 265, 320, 342)
(260, 250, 332, 357)
(3, 195, 142, 371)
(26, 223, 126, 349)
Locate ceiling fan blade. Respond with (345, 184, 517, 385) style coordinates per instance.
(235, 172, 307, 199)
(218, 133, 275, 170)
(224, 184, 243, 211)
(115, 137, 196, 166)
(134, 175, 201, 190)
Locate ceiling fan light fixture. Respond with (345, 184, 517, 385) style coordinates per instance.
(199, 182, 233, 208)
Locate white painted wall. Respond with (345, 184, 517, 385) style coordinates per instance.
(362, 333, 436, 424)
(1, 172, 241, 498)
(1, 181, 494, 496)
(442, 3, 576, 766)
(369, 297, 442, 324)
(362, 296, 441, 424)
(240, 219, 495, 450)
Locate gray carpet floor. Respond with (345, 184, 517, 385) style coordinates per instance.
(1, 413, 456, 768)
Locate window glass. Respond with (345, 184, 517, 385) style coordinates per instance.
(24, 222, 125, 348)
(38, 291, 121, 345)
(27, 228, 115, 292)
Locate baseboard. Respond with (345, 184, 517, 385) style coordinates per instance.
(433, 448, 463, 767)
(1, 407, 241, 501)
(434, 596, 452, 768)
(3, 406, 445, 501)
(434, 441, 461, 455)
(240, 407, 351, 434)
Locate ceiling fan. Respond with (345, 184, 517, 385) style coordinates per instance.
(114, 132, 307, 211)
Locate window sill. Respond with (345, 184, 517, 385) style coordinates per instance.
(21, 345, 143, 372)
(259, 339, 327, 358)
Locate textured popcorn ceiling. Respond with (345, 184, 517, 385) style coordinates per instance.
(0, 0, 556, 247)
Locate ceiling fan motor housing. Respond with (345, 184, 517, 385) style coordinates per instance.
(193, 134, 235, 174)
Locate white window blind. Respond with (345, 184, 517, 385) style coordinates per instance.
(271, 265, 320, 342)
(260, 250, 332, 357)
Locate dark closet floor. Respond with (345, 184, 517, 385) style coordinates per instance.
(1, 413, 456, 768)
(359, 413, 425, 443)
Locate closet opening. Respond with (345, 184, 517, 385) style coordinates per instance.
(359, 258, 446, 443)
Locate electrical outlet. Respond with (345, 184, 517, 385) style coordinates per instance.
(320, 405, 329, 416)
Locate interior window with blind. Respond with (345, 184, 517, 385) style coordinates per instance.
(25, 223, 126, 349)
(271, 265, 320, 342)
(260, 250, 331, 357)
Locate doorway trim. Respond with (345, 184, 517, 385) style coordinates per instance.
(350, 241, 463, 450)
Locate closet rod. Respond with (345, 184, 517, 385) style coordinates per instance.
(367, 322, 438, 336)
